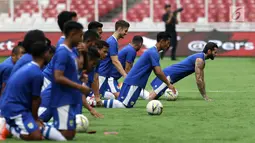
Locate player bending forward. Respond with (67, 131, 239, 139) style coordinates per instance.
(0, 42, 66, 141)
(149, 42, 218, 101)
(98, 32, 176, 108)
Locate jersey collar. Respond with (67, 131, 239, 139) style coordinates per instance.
(31, 61, 40, 67)
(60, 44, 72, 53)
(112, 35, 118, 42)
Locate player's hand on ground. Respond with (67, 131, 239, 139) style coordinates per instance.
(36, 119, 45, 128)
(204, 96, 212, 101)
(89, 108, 104, 118)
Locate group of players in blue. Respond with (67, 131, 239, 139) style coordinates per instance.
(0, 10, 218, 141)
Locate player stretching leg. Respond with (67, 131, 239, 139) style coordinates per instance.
(0, 42, 66, 141)
(149, 42, 218, 101)
(101, 32, 176, 108)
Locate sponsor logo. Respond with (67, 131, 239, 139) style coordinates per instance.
(188, 40, 254, 51)
(0, 41, 15, 51)
(27, 122, 34, 129)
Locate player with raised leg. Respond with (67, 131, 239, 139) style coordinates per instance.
(148, 42, 218, 101)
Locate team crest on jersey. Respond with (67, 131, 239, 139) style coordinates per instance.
(27, 122, 34, 129)
(69, 120, 74, 127)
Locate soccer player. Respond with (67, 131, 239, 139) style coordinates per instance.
(86, 40, 109, 106)
(98, 20, 130, 98)
(0, 45, 25, 95)
(102, 32, 176, 108)
(149, 42, 218, 101)
(0, 42, 66, 141)
(10, 30, 47, 75)
(50, 21, 90, 140)
(56, 11, 78, 48)
(88, 21, 103, 39)
(39, 30, 101, 122)
(104, 35, 144, 99)
(42, 11, 78, 90)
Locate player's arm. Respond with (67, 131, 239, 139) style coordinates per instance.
(1, 68, 12, 96)
(31, 76, 45, 127)
(54, 52, 90, 95)
(91, 73, 102, 104)
(54, 70, 90, 95)
(195, 58, 210, 101)
(125, 62, 133, 73)
(81, 94, 103, 118)
(153, 66, 175, 93)
(111, 55, 127, 77)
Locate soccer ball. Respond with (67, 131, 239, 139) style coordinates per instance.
(146, 100, 163, 115)
(76, 114, 89, 132)
(164, 88, 178, 101)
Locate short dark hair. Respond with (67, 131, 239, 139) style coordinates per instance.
(115, 20, 130, 31)
(165, 4, 171, 9)
(57, 11, 77, 32)
(83, 30, 99, 42)
(88, 46, 101, 60)
(94, 40, 109, 50)
(12, 45, 23, 55)
(88, 21, 103, 30)
(132, 35, 143, 45)
(23, 30, 46, 54)
(30, 41, 49, 57)
(63, 21, 83, 38)
(203, 42, 218, 53)
(157, 32, 171, 42)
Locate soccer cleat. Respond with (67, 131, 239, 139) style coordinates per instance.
(0, 123, 9, 140)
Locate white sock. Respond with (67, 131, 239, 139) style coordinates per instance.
(139, 89, 150, 100)
(102, 99, 126, 108)
(0, 117, 5, 133)
(41, 124, 66, 141)
(104, 91, 115, 99)
(6, 124, 20, 139)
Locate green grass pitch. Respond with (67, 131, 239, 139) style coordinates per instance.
(2, 57, 255, 143)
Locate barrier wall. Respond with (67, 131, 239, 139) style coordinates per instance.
(0, 30, 254, 57)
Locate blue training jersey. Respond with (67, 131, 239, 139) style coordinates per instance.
(0, 62, 43, 117)
(50, 44, 81, 107)
(124, 47, 160, 88)
(110, 44, 136, 80)
(0, 56, 14, 91)
(10, 53, 32, 76)
(87, 64, 100, 88)
(43, 36, 79, 82)
(98, 36, 118, 77)
(163, 53, 205, 84)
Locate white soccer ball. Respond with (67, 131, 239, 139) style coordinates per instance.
(164, 88, 178, 101)
(76, 114, 89, 132)
(146, 100, 163, 115)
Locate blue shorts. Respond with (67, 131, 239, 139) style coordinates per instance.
(151, 76, 172, 99)
(117, 83, 142, 108)
(5, 112, 39, 135)
(53, 104, 77, 130)
(99, 76, 120, 97)
(38, 106, 53, 122)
